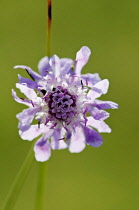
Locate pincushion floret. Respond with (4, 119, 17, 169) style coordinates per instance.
(12, 46, 118, 162)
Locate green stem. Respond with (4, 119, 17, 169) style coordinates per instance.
(47, 0, 52, 57)
(35, 162, 47, 210)
(35, 1, 52, 209)
(2, 144, 34, 210)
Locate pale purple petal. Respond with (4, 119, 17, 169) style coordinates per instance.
(74, 46, 91, 75)
(16, 83, 37, 101)
(88, 79, 109, 100)
(83, 125, 103, 147)
(12, 89, 32, 107)
(19, 124, 53, 141)
(49, 55, 61, 77)
(18, 74, 40, 89)
(60, 58, 73, 68)
(81, 73, 101, 87)
(34, 135, 51, 162)
(88, 107, 110, 120)
(51, 128, 67, 150)
(38, 57, 51, 76)
(87, 116, 111, 133)
(94, 100, 119, 110)
(69, 126, 86, 153)
(14, 65, 41, 80)
(16, 107, 40, 131)
(19, 124, 44, 141)
(60, 58, 73, 76)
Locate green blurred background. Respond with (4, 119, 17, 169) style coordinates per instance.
(0, 0, 139, 209)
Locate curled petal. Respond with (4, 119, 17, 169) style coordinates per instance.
(49, 55, 61, 77)
(34, 135, 51, 162)
(18, 74, 40, 89)
(38, 57, 51, 76)
(16, 107, 40, 131)
(16, 83, 37, 101)
(87, 116, 111, 133)
(69, 126, 86, 153)
(88, 79, 109, 100)
(94, 100, 119, 110)
(83, 125, 103, 147)
(14, 65, 41, 81)
(12, 89, 31, 107)
(74, 46, 91, 75)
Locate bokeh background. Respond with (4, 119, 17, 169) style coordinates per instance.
(0, 0, 139, 209)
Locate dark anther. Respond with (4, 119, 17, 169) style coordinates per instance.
(58, 102, 62, 106)
(81, 80, 83, 87)
(64, 104, 68, 108)
(41, 89, 46, 95)
(25, 69, 35, 81)
(62, 98, 67, 102)
(38, 121, 40, 129)
(52, 87, 56, 91)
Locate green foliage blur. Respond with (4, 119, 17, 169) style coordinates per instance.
(0, 0, 139, 209)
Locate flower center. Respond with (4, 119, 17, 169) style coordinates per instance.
(47, 86, 77, 121)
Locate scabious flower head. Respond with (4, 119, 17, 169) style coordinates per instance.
(12, 46, 118, 162)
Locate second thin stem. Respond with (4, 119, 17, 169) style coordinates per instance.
(35, 162, 48, 210)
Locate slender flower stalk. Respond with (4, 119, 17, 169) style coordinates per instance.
(35, 162, 47, 210)
(35, 1, 52, 209)
(47, 0, 52, 57)
(2, 144, 34, 210)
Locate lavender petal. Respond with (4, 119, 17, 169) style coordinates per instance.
(81, 73, 101, 87)
(83, 125, 103, 147)
(87, 116, 111, 133)
(14, 65, 41, 80)
(16, 107, 40, 132)
(49, 55, 61, 77)
(74, 46, 91, 75)
(88, 79, 109, 100)
(51, 128, 67, 150)
(12, 89, 32, 107)
(34, 135, 51, 162)
(16, 83, 37, 101)
(18, 74, 40, 89)
(88, 106, 110, 120)
(94, 100, 119, 110)
(38, 56, 51, 76)
(69, 126, 86, 153)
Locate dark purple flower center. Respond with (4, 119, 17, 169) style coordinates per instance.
(47, 86, 77, 121)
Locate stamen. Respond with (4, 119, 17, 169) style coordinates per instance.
(30, 100, 35, 107)
(38, 121, 40, 128)
(25, 69, 35, 81)
(58, 138, 65, 141)
(50, 122, 57, 129)
(40, 89, 47, 95)
(81, 80, 83, 88)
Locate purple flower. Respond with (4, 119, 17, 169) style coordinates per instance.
(12, 46, 118, 162)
